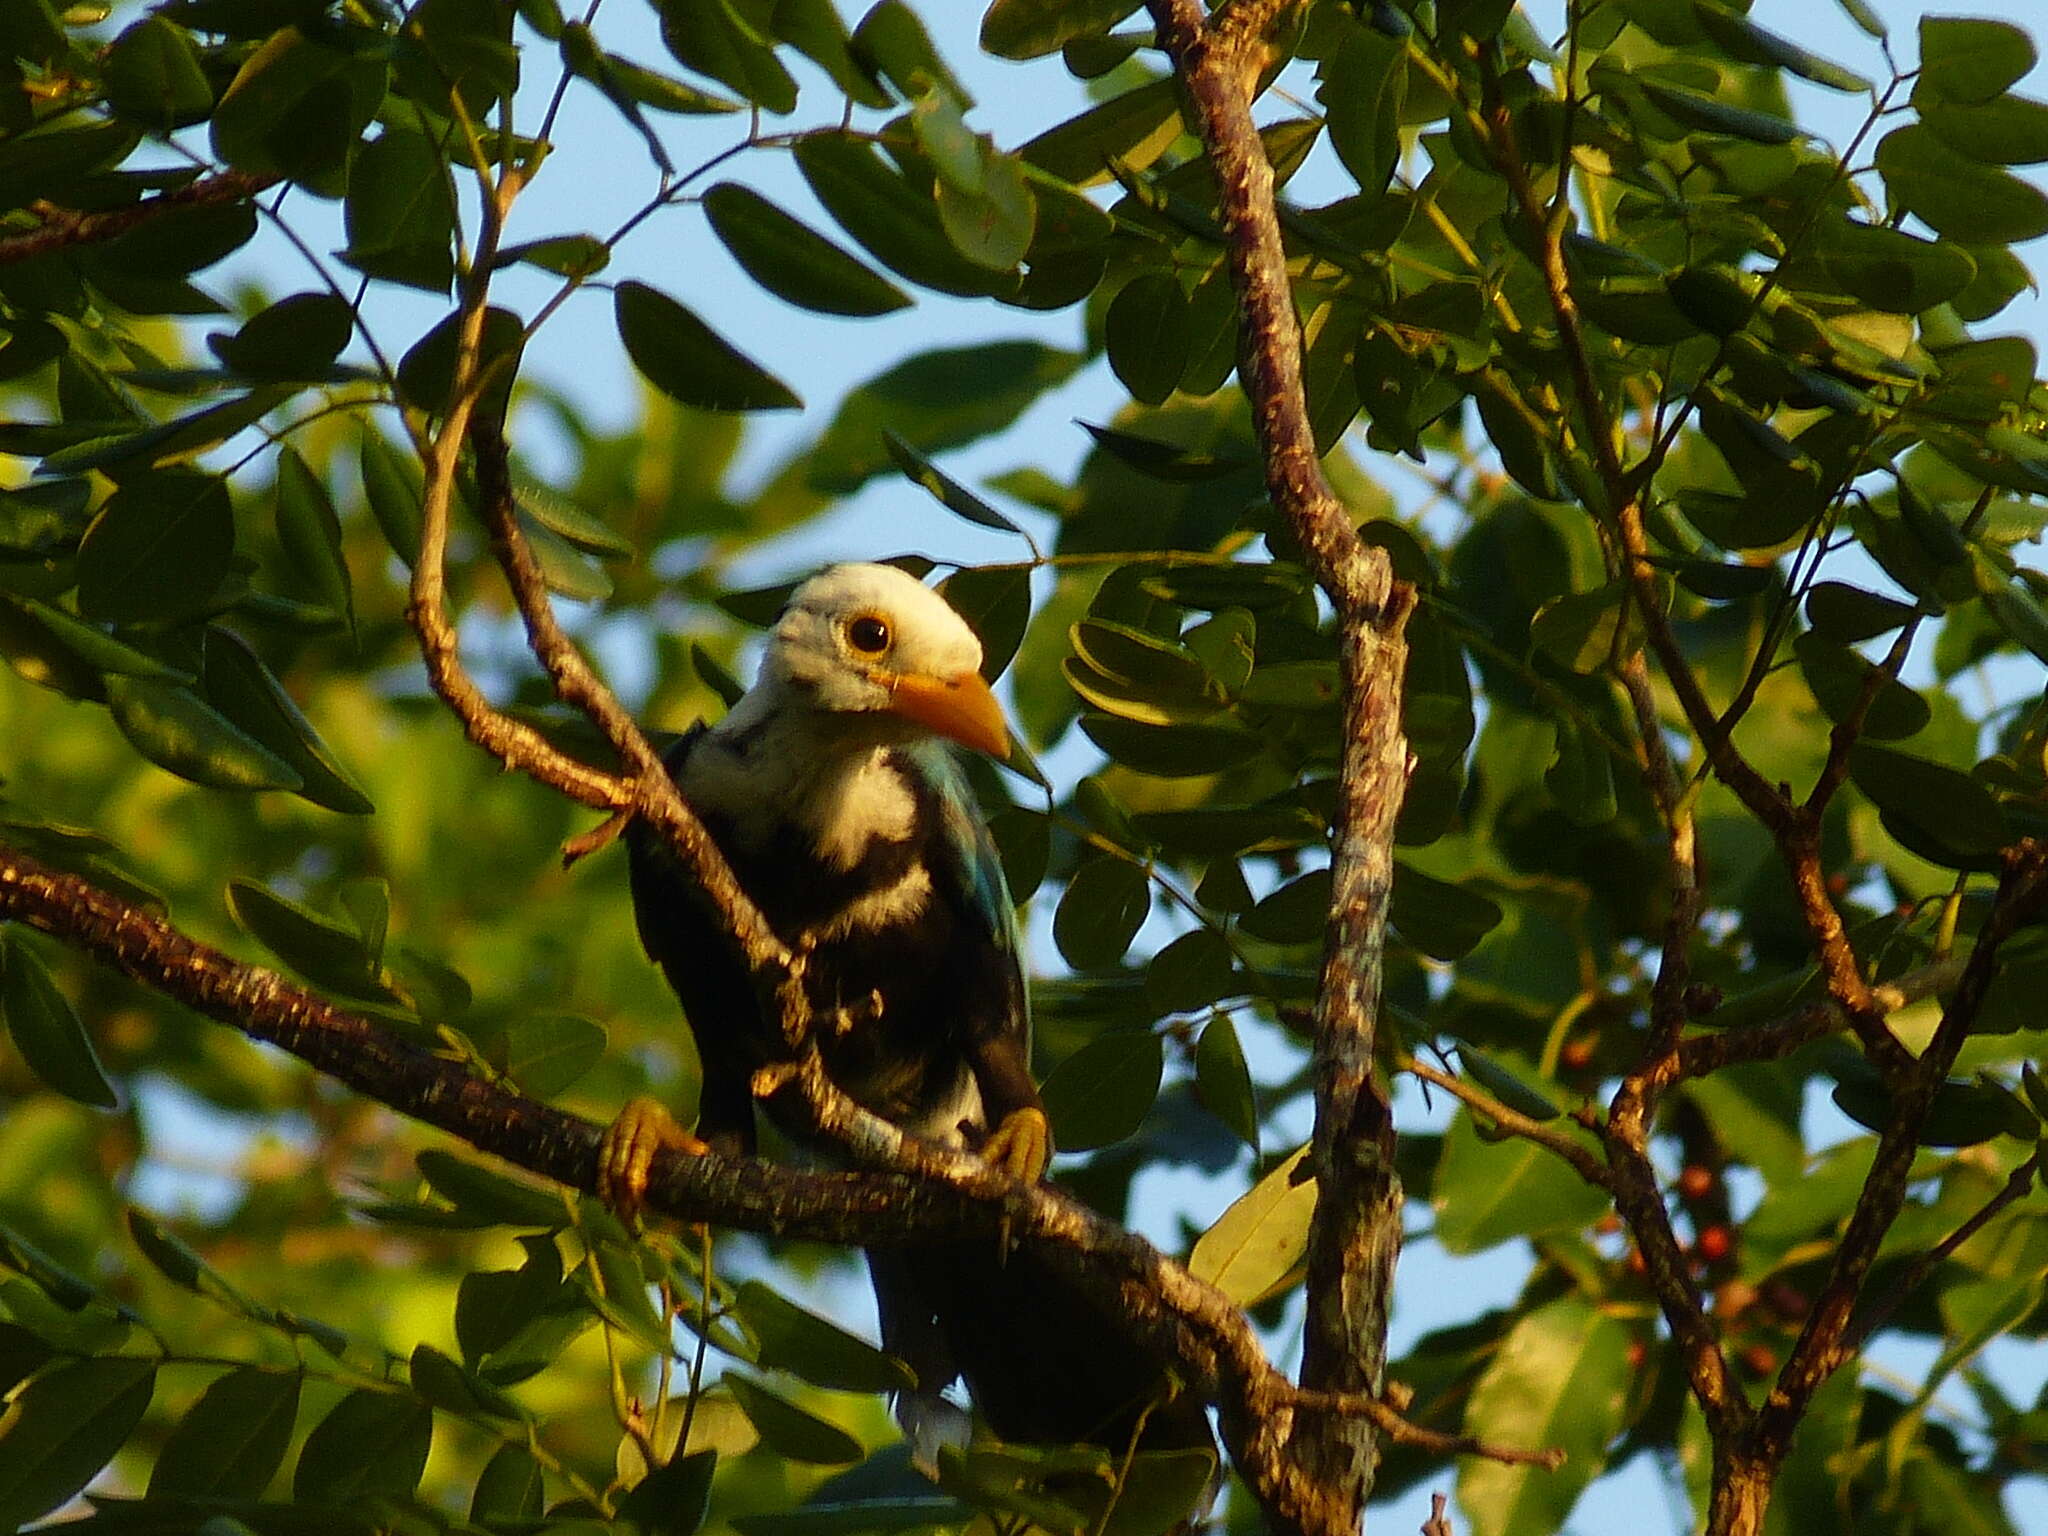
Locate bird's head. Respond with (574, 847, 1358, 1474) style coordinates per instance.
(756, 563, 1009, 759)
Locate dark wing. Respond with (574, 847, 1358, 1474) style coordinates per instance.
(905, 741, 1037, 1121)
(624, 726, 758, 1153)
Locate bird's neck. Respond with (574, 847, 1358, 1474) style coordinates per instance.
(689, 698, 919, 871)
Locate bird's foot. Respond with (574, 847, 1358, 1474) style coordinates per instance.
(597, 1095, 709, 1223)
(981, 1106, 1051, 1184)
(560, 805, 633, 868)
(830, 988, 885, 1037)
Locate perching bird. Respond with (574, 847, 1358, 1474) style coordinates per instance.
(604, 562, 1213, 1463)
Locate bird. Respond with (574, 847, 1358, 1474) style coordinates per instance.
(600, 562, 1214, 1466)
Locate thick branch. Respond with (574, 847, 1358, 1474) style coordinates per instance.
(0, 171, 280, 266)
(1144, 2, 1410, 1528)
(0, 843, 1559, 1501)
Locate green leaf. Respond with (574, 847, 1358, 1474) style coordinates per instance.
(1458, 1049, 1565, 1122)
(704, 183, 910, 317)
(936, 565, 1032, 683)
(1545, 715, 1618, 827)
(209, 27, 385, 194)
(1793, 632, 1931, 740)
(656, 0, 797, 113)
(360, 431, 424, 568)
(1920, 93, 2048, 167)
(1432, 1113, 1608, 1253)
(1193, 1013, 1258, 1148)
(212, 293, 355, 381)
(342, 130, 455, 295)
(396, 306, 524, 418)
(1692, 2, 1870, 92)
(1391, 863, 1504, 961)
(1078, 422, 1249, 483)
(494, 233, 611, 277)
(409, 1342, 521, 1419)
(148, 1367, 300, 1498)
(1849, 744, 2008, 870)
(108, 676, 302, 793)
(616, 281, 801, 413)
(1832, 1068, 2035, 1147)
(619, 1447, 718, 1536)
(1319, 16, 1408, 195)
(1187, 1146, 1314, 1304)
(416, 1150, 563, 1227)
(1639, 78, 1801, 144)
(205, 628, 372, 812)
(853, 2, 973, 108)
(1040, 1030, 1164, 1152)
(471, 1443, 544, 1523)
(793, 132, 1011, 298)
(489, 1013, 607, 1097)
(1145, 928, 1240, 1016)
(1, 929, 116, 1108)
(292, 1388, 434, 1502)
(1237, 869, 1332, 944)
(1876, 125, 2048, 244)
(981, 0, 1139, 60)
(735, 1281, 914, 1393)
(1458, 1298, 1631, 1536)
(1052, 856, 1151, 969)
(1020, 79, 1179, 187)
(1079, 715, 1264, 777)
(228, 880, 390, 1001)
(1917, 16, 2035, 105)
(1529, 580, 1636, 673)
(808, 343, 1081, 492)
(0, 1355, 156, 1529)
(1105, 273, 1189, 408)
(723, 1376, 863, 1464)
(884, 432, 1022, 537)
(75, 472, 233, 625)
(272, 446, 353, 631)
(104, 17, 215, 129)
(1806, 580, 1919, 641)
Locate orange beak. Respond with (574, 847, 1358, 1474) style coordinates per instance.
(883, 668, 1010, 758)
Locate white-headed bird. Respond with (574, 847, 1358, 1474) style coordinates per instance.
(606, 563, 1212, 1462)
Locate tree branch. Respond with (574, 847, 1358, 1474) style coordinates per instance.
(0, 843, 1560, 1500)
(1143, 2, 1411, 1529)
(0, 170, 280, 266)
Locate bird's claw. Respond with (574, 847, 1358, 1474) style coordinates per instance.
(597, 1095, 709, 1223)
(982, 1106, 1051, 1185)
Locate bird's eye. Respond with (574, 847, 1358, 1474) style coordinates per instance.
(846, 615, 892, 655)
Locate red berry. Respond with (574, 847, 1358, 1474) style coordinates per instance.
(1695, 1225, 1733, 1262)
(1677, 1164, 1715, 1201)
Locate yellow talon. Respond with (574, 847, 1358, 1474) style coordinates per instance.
(982, 1106, 1051, 1185)
(597, 1095, 709, 1222)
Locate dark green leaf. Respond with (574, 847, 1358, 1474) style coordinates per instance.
(416, 1150, 563, 1227)
(292, 1388, 434, 1502)
(360, 431, 424, 568)
(1849, 744, 2009, 870)
(982, 0, 1139, 60)
(490, 1014, 607, 1097)
(705, 183, 910, 317)
(1639, 78, 1801, 144)
(75, 472, 232, 625)
(396, 306, 524, 418)
(619, 1448, 718, 1536)
(109, 676, 302, 792)
(1793, 632, 1931, 740)
(1105, 273, 1189, 407)
(1432, 1113, 1606, 1252)
(1917, 16, 2035, 105)
(1020, 79, 1179, 187)
(104, 17, 215, 129)
(1692, 2, 1870, 92)
(1921, 93, 2048, 166)
(1877, 125, 2048, 244)
(884, 433, 1023, 537)
(148, 1367, 300, 1498)
(1079, 714, 1264, 777)
(736, 1281, 914, 1393)
(272, 447, 353, 637)
(1145, 928, 1240, 1016)
(793, 132, 1011, 298)
(1053, 856, 1151, 969)
(1194, 1013, 1258, 1147)
(656, 0, 797, 113)
(0, 929, 115, 1108)
(471, 1443, 544, 1523)
(1458, 1049, 1564, 1122)
(1805, 581, 1920, 642)
(724, 1376, 863, 1464)
(0, 1356, 155, 1529)
(1319, 16, 1408, 195)
(212, 293, 355, 381)
(616, 281, 800, 412)
(1040, 1030, 1164, 1151)
(1391, 863, 1503, 961)
(1237, 869, 1332, 944)
(341, 131, 455, 295)
(227, 880, 390, 1000)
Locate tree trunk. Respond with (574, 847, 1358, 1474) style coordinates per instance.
(1706, 1446, 1772, 1536)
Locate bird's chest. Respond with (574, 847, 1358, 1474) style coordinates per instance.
(706, 805, 973, 1127)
